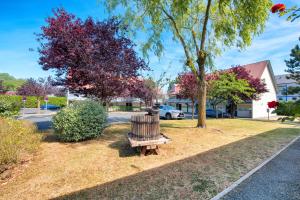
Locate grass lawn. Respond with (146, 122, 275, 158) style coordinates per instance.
(0, 119, 299, 199)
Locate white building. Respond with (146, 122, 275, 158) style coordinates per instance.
(238, 60, 277, 118)
(167, 60, 278, 119)
(275, 74, 300, 102)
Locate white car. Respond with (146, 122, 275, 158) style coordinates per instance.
(159, 105, 185, 120)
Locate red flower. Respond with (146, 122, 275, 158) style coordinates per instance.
(268, 101, 279, 109)
(271, 3, 286, 13)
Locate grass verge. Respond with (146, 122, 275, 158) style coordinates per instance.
(0, 119, 299, 199)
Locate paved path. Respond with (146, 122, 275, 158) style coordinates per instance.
(222, 138, 300, 200)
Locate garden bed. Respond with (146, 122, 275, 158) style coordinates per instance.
(0, 119, 299, 199)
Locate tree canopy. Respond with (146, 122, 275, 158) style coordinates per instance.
(207, 66, 267, 117)
(104, 0, 272, 127)
(38, 8, 148, 103)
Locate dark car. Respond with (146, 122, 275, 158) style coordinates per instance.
(40, 104, 60, 110)
(206, 109, 230, 118)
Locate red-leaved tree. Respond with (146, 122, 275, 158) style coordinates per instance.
(37, 8, 148, 103)
(17, 77, 55, 109)
(177, 73, 198, 119)
(128, 78, 156, 107)
(180, 66, 268, 117)
(228, 66, 268, 98)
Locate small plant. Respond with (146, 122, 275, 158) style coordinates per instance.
(0, 117, 40, 167)
(53, 100, 107, 142)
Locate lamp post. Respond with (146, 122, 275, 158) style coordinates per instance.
(44, 96, 48, 110)
(22, 96, 26, 117)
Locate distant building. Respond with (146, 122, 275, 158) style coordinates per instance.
(275, 75, 300, 102)
(167, 60, 278, 119)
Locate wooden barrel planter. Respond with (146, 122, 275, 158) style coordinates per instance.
(130, 114, 160, 141)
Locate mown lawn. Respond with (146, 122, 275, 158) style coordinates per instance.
(0, 119, 299, 200)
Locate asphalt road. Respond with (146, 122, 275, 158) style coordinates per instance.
(21, 112, 147, 131)
(222, 138, 300, 200)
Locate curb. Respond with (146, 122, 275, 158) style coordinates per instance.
(211, 135, 300, 200)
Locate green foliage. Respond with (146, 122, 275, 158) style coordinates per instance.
(285, 38, 300, 82)
(207, 73, 255, 106)
(0, 118, 40, 167)
(0, 95, 67, 108)
(283, 86, 300, 95)
(104, 0, 271, 64)
(53, 100, 107, 142)
(0, 96, 21, 117)
(0, 73, 25, 91)
(273, 101, 300, 117)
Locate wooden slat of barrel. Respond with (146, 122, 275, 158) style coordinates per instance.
(131, 114, 160, 141)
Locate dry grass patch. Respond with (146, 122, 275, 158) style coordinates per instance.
(0, 119, 299, 200)
(0, 118, 41, 182)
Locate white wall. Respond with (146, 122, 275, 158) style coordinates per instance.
(252, 67, 277, 118)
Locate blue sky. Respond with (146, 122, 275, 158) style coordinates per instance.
(0, 1, 300, 81)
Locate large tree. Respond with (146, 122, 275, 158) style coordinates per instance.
(286, 38, 300, 82)
(17, 77, 54, 109)
(207, 66, 267, 117)
(147, 72, 170, 104)
(129, 78, 156, 107)
(38, 8, 148, 103)
(104, 0, 271, 127)
(177, 73, 198, 119)
(208, 73, 255, 117)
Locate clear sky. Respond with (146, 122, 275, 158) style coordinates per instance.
(0, 1, 300, 81)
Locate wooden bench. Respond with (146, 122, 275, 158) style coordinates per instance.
(127, 132, 171, 156)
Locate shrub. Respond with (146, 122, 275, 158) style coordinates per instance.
(273, 101, 300, 121)
(44, 96, 67, 107)
(0, 96, 21, 117)
(0, 118, 40, 167)
(53, 100, 107, 142)
(273, 101, 300, 116)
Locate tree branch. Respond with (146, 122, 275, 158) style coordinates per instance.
(200, 0, 212, 51)
(192, 28, 200, 54)
(160, 6, 198, 76)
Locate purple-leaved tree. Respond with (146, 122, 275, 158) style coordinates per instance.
(37, 8, 148, 104)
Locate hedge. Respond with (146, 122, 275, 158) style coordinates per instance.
(0, 95, 67, 108)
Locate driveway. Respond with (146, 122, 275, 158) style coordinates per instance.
(21, 112, 146, 131)
(222, 138, 300, 200)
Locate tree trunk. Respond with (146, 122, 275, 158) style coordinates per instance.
(197, 79, 206, 128)
(230, 102, 237, 118)
(191, 100, 195, 120)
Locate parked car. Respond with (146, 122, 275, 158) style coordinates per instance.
(159, 105, 185, 120)
(206, 109, 230, 118)
(40, 104, 60, 110)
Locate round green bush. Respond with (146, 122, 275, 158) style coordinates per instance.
(53, 100, 107, 142)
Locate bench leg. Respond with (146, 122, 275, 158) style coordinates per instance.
(139, 145, 160, 156)
(140, 146, 147, 156)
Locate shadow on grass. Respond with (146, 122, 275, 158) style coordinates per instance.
(51, 127, 299, 200)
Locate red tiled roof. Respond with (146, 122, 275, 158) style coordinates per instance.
(242, 60, 268, 79)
